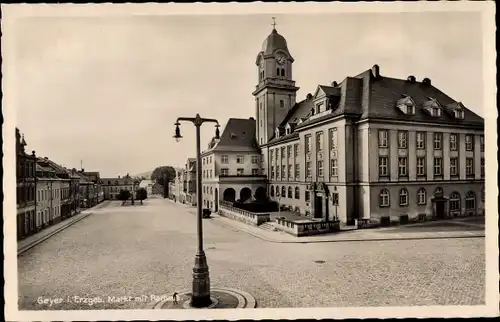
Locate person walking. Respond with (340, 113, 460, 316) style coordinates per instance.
(172, 292, 178, 305)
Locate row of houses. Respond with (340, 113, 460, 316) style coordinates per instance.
(16, 128, 105, 241)
(168, 163, 197, 205)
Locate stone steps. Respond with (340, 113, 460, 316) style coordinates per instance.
(259, 222, 278, 232)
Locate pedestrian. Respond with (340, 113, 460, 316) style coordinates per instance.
(172, 292, 178, 305)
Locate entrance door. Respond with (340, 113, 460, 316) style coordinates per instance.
(436, 201, 445, 219)
(314, 196, 323, 218)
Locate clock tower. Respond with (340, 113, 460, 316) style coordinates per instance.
(252, 22, 299, 146)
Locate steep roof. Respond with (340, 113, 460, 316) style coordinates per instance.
(212, 118, 260, 152)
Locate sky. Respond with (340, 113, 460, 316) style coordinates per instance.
(12, 10, 484, 177)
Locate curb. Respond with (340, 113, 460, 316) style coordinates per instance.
(210, 216, 485, 244)
(17, 201, 110, 256)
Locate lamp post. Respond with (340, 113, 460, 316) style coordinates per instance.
(276, 191, 282, 217)
(173, 113, 220, 308)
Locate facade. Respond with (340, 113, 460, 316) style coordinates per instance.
(184, 158, 197, 205)
(101, 175, 140, 200)
(199, 26, 485, 224)
(16, 128, 37, 240)
(200, 118, 267, 212)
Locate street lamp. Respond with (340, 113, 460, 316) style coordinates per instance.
(276, 190, 282, 217)
(173, 113, 220, 308)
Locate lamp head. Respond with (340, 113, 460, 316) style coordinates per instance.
(173, 122, 182, 142)
(215, 124, 220, 140)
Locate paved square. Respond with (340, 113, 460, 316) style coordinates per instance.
(18, 199, 485, 310)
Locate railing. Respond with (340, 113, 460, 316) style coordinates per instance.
(275, 217, 340, 237)
(219, 202, 270, 226)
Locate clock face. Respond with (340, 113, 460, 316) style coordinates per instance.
(276, 54, 286, 65)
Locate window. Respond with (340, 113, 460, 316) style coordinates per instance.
(287, 146, 292, 158)
(281, 165, 286, 178)
(465, 135, 473, 151)
(280, 100, 284, 108)
(465, 191, 476, 210)
(466, 158, 474, 176)
(294, 144, 299, 157)
(450, 158, 458, 176)
(210, 187, 213, 195)
(220, 168, 229, 176)
(270, 151, 274, 162)
(281, 147, 286, 159)
(236, 168, 244, 176)
(480, 158, 485, 177)
(449, 134, 457, 151)
(270, 186, 275, 197)
(379, 156, 389, 177)
(416, 157, 426, 176)
(276, 68, 280, 76)
(252, 169, 259, 176)
(203, 170, 206, 178)
(221, 155, 229, 164)
(288, 165, 292, 178)
(332, 192, 339, 206)
(398, 131, 408, 149)
(316, 102, 323, 114)
(316, 132, 324, 152)
(480, 135, 484, 152)
(281, 69, 285, 77)
(379, 189, 390, 207)
(398, 157, 408, 177)
(330, 159, 338, 177)
(271, 166, 275, 179)
(446, 192, 460, 212)
(399, 189, 408, 206)
(378, 130, 388, 148)
(251, 156, 259, 164)
(288, 187, 292, 198)
(433, 133, 442, 150)
(317, 160, 324, 177)
(281, 186, 286, 198)
(202, 158, 205, 165)
(417, 188, 426, 205)
(203, 186, 206, 194)
(433, 158, 442, 176)
(294, 164, 300, 179)
(305, 135, 312, 154)
(295, 187, 300, 199)
(306, 161, 312, 177)
(416, 132, 426, 149)
(236, 155, 244, 164)
(329, 128, 337, 150)
(305, 191, 310, 202)
(481, 186, 485, 202)
(432, 107, 441, 117)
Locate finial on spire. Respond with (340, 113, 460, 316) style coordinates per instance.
(271, 17, 277, 30)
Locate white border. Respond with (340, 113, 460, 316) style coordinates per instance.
(2, 2, 498, 320)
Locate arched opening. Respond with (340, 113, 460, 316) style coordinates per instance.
(254, 187, 267, 202)
(240, 187, 252, 202)
(214, 188, 218, 211)
(223, 188, 236, 202)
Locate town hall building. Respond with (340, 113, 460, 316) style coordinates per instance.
(197, 25, 485, 225)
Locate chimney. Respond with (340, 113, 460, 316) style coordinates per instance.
(249, 117, 255, 120)
(407, 76, 416, 83)
(371, 64, 380, 79)
(306, 93, 313, 101)
(331, 81, 338, 87)
(422, 78, 431, 85)
(32, 150, 36, 157)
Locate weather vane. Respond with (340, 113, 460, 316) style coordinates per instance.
(271, 17, 277, 29)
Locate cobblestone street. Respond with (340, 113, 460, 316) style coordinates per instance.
(18, 198, 485, 310)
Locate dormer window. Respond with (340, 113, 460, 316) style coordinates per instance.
(285, 124, 291, 135)
(396, 95, 416, 115)
(316, 102, 324, 114)
(275, 128, 280, 139)
(422, 97, 442, 117)
(454, 110, 465, 119)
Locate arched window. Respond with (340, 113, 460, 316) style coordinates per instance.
(276, 68, 280, 76)
(399, 188, 408, 206)
(281, 186, 286, 198)
(450, 191, 461, 212)
(281, 68, 285, 77)
(210, 187, 213, 195)
(465, 191, 476, 210)
(288, 186, 292, 198)
(295, 187, 300, 199)
(270, 186, 275, 197)
(417, 188, 426, 205)
(379, 189, 390, 207)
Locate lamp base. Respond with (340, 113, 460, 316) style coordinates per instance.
(191, 252, 211, 308)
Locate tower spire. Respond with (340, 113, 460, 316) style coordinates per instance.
(271, 17, 277, 30)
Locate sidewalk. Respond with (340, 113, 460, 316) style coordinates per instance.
(165, 199, 485, 243)
(17, 201, 111, 255)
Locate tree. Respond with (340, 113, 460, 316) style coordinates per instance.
(118, 189, 131, 205)
(150, 166, 176, 198)
(136, 188, 148, 205)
